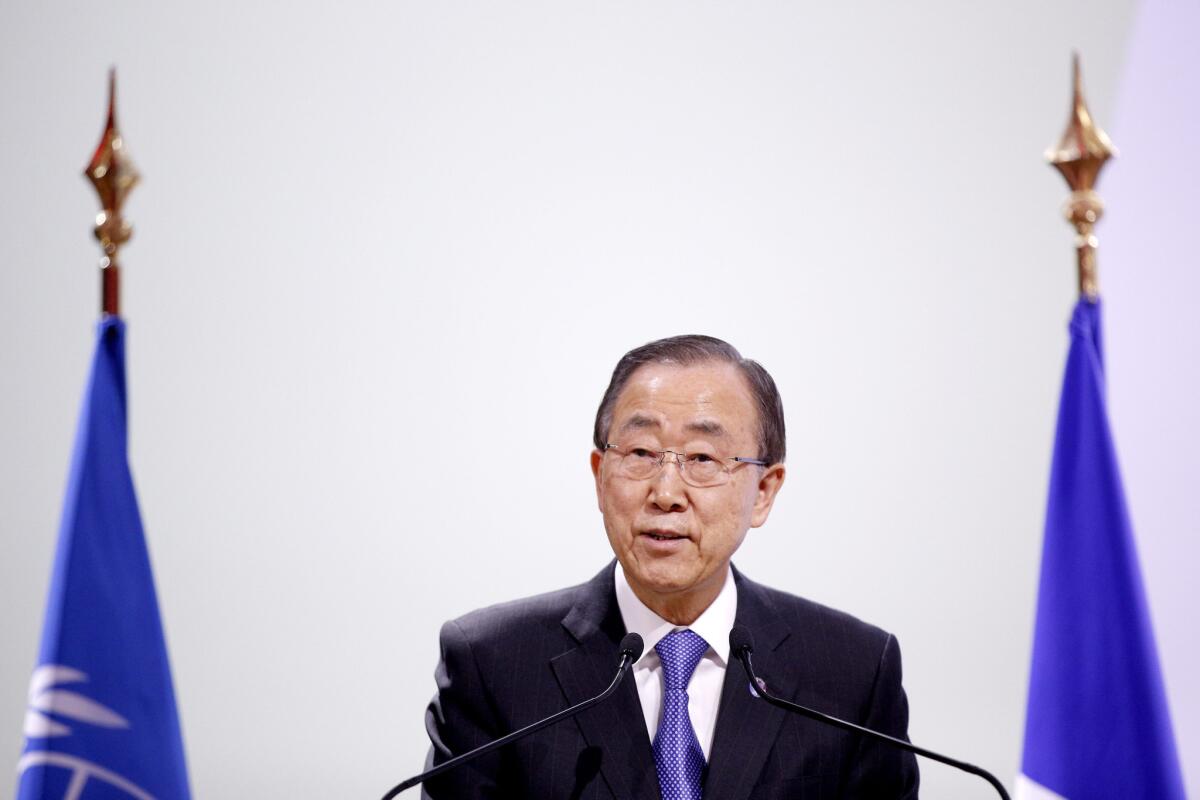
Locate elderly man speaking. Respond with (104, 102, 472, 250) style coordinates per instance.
(422, 335, 919, 799)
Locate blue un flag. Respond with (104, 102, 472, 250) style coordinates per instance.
(16, 318, 190, 800)
(1018, 300, 1185, 799)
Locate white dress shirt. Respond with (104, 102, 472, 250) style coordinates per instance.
(614, 563, 737, 761)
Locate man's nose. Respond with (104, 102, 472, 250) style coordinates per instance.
(648, 453, 689, 511)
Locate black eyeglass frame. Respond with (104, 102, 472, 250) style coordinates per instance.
(602, 443, 768, 487)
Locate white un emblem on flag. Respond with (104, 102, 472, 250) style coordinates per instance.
(18, 664, 155, 800)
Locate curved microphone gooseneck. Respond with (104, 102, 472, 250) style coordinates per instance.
(380, 632, 645, 799)
(728, 627, 1011, 800)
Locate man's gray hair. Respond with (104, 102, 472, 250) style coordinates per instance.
(592, 334, 786, 464)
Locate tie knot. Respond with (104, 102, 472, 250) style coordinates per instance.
(655, 629, 709, 690)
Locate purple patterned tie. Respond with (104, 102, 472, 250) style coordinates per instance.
(653, 629, 709, 800)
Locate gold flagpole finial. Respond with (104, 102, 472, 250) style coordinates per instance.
(85, 68, 140, 318)
(1045, 53, 1116, 302)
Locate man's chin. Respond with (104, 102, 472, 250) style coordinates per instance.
(625, 563, 704, 598)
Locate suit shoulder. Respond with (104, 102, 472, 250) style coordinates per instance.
(739, 573, 906, 702)
(442, 574, 594, 648)
(743, 574, 896, 650)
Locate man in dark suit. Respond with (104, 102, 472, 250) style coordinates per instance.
(423, 335, 919, 799)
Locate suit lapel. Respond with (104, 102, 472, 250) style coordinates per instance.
(550, 564, 661, 800)
(703, 569, 799, 800)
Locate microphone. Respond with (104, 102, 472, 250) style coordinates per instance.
(381, 633, 644, 799)
(728, 627, 1011, 800)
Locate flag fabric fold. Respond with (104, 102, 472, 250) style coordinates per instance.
(16, 317, 190, 800)
(1018, 299, 1184, 799)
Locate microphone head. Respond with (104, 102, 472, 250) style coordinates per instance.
(728, 626, 754, 657)
(619, 632, 645, 663)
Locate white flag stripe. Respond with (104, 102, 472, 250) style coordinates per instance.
(1015, 773, 1067, 800)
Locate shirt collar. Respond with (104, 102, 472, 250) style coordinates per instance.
(614, 562, 737, 666)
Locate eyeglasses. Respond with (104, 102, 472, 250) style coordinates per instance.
(603, 443, 768, 488)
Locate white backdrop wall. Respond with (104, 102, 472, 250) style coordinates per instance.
(4, 2, 1193, 798)
(1103, 0, 1200, 790)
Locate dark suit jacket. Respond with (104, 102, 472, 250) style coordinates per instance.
(422, 563, 919, 799)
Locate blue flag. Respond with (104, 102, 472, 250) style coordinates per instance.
(16, 318, 190, 800)
(1018, 300, 1184, 799)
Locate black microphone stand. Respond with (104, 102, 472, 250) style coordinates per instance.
(381, 635, 642, 799)
(735, 645, 1011, 800)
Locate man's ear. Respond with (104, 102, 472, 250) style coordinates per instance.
(590, 449, 605, 513)
(750, 463, 786, 528)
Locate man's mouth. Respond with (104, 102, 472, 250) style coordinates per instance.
(642, 530, 688, 542)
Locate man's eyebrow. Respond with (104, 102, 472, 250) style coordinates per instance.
(618, 413, 661, 433)
(685, 419, 728, 438)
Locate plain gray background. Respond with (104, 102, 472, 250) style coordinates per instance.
(3, 2, 1195, 798)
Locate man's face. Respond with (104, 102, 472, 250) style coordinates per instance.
(590, 360, 786, 609)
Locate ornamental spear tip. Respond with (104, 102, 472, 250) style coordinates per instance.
(1045, 52, 1116, 302)
(85, 67, 140, 317)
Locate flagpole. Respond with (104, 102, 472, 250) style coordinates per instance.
(85, 68, 140, 318)
(1045, 53, 1116, 302)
